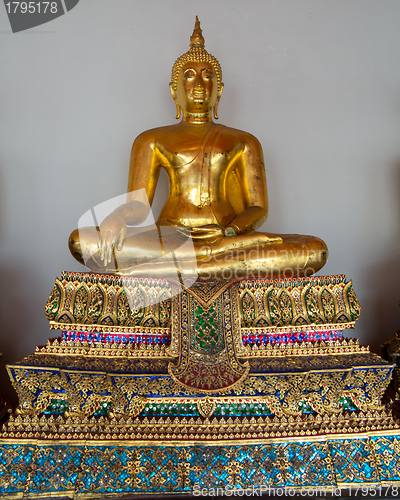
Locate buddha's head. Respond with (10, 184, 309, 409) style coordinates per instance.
(170, 17, 224, 119)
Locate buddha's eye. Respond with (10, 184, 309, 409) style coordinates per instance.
(184, 70, 196, 79)
(202, 70, 213, 80)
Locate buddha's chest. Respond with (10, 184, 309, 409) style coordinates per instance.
(157, 140, 241, 178)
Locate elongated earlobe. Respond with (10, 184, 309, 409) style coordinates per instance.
(214, 83, 224, 120)
(213, 101, 219, 120)
(175, 102, 181, 119)
(170, 82, 181, 120)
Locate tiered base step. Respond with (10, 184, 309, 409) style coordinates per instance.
(1, 274, 399, 498)
(1, 431, 400, 498)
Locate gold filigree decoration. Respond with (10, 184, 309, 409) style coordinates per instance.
(168, 284, 249, 393)
(37, 336, 170, 358)
(243, 337, 368, 357)
(45, 272, 173, 330)
(2, 406, 398, 443)
(37, 335, 366, 360)
(46, 274, 360, 335)
(7, 357, 392, 419)
(197, 398, 216, 418)
(239, 275, 361, 329)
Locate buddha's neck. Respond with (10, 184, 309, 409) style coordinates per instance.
(182, 110, 213, 125)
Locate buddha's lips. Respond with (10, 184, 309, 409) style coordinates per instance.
(192, 90, 206, 101)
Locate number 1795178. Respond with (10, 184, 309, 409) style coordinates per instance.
(346, 485, 399, 496)
(5, 2, 58, 14)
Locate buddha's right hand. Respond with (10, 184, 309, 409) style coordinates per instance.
(98, 213, 127, 265)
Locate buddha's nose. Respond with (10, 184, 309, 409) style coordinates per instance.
(193, 84, 205, 95)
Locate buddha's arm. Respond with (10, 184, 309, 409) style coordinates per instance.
(226, 135, 269, 235)
(99, 133, 161, 264)
(127, 132, 162, 209)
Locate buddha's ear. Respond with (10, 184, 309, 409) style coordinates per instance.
(169, 82, 176, 100)
(213, 83, 224, 120)
(169, 82, 181, 119)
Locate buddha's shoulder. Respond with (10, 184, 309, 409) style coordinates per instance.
(131, 123, 263, 151)
(217, 125, 262, 147)
(131, 125, 175, 146)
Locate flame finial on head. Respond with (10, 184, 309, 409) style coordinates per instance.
(170, 17, 222, 92)
(190, 16, 205, 48)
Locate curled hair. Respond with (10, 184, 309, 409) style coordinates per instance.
(170, 46, 222, 92)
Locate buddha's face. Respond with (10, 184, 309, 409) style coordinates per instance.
(174, 61, 220, 114)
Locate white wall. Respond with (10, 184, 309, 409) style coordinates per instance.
(1, 0, 399, 406)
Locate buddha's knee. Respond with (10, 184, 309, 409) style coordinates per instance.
(304, 236, 328, 272)
(68, 228, 83, 263)
(68, 227, 100, 264)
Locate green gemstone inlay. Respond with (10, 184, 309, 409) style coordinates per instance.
(194, 305, 220, 351)
(143, 401, 273, 418)
(339, 396, 358, 410)
(143, 402, 199, 417)
(214, 402, 274, 417)
(299, 401, 314, 413)
(45, 399, 68, 415)
(94, 402, 112, 416)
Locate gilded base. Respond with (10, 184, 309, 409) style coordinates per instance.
(1, 432, 400, 498)
(1, 274, 399, 497)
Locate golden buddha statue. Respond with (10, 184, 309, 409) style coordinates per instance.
(69, 18, 328, 280)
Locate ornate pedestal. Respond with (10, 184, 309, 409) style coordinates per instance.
(1, 274, 400, 498)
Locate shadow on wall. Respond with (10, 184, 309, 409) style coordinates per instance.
(0, 265, 48, 409)
(360, 161, 400, 353)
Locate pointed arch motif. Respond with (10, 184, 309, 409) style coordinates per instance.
(240, 291, 257, 327)
(73, 284, 89, 323)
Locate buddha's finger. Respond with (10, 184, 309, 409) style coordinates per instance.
(258, 234, 283, 244)
(268, 236, 283, 244)
(102, 238, 109, 264)
(117, 232, 124, 251)
(108, 238, 117, 265)
(117, 226, 127, 251)
(99, 231, 108, 261)
(100, 237, 110, 263)
(108, 244, 114, 265)
(100, 239, 105, 262)
(100, 231, 112, 262)
(105, 241, 112, 265)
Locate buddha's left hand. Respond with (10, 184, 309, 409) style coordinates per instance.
(189, 225, 225, 240)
